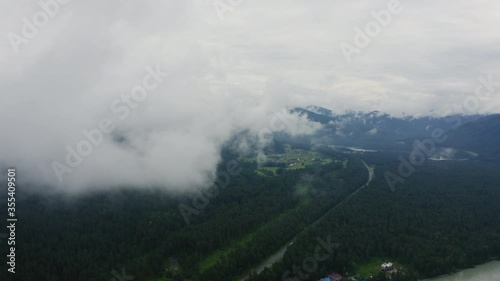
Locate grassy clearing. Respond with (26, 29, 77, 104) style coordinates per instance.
(288, 163, 306, 169)
(357, 257, 386, 277)
(357, 257, 401, 277)
(255, 166, 280, 176)
(321, 158, 333, 165)
(199, 232, 257, 273)
(200, 183, 313, 274)
(255, 169, 268, 177)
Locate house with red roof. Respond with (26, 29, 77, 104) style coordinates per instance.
(329, 273, 343, 281)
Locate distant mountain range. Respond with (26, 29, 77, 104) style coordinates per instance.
(290, 106, 500, 161)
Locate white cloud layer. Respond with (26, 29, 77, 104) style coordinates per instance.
(1, 0, 499, 192)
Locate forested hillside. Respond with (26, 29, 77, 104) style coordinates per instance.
(446, 114, 500, 161)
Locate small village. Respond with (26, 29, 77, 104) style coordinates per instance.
(317, 261, 401, 281)
(254, 148, 338, 176)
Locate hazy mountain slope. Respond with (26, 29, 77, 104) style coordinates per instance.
(294, 107, 481, 149)
(447, 114, 500, 161)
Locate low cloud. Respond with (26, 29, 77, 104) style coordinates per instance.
(0, 0, 499, 193)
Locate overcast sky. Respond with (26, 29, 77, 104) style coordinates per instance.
(1, 0, 499, 192)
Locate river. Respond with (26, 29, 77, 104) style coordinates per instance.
(426, 261, 500, 281)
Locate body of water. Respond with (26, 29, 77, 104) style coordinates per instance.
(427, 261, 500, 281)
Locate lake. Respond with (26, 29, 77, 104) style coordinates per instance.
(427, 261, 500, 281)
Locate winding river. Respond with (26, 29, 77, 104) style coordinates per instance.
(426, 261, 500, 281)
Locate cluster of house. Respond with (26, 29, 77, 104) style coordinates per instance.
(318, 273, 343, 281)
(316, 262, 395, 281)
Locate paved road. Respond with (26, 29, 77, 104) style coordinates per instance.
(239, 160, 375, 280)
(239, 242, 294, 281)
(255, 243, 291, 274)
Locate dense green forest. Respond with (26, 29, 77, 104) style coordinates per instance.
(249, 157, 500, 281)
(0, 146, 368, 281)
(1, 146, 500, 281)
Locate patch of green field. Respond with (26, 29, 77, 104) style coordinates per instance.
(237, 156, 256, 163)
(357, 258, 386, 277)
(255, 169, 267, 177)
(255, 166, 280, 176)
(357, 258, 400, 277)
(321, 158, 333, 165)
(235, 193, 314, 279)
(288, 163, 306, 169)
(200, 183, 313, 274)
(262, 166, 279, 173)
(199, 232, 257, 273)
(199, 202, 300, 273)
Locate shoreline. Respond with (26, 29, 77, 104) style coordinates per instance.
(424, 260, 500, 280)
